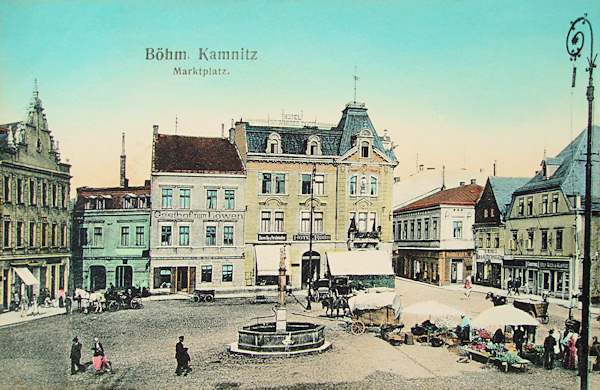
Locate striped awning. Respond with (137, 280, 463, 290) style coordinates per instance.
(14, 267, 39, 285)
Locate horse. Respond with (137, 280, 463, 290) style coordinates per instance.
(485, 292, 507, 306)
(320, 295, 350, 318)
(75, 288, 106, 313)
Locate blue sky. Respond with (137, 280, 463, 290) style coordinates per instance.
(0, 1, 598, 191)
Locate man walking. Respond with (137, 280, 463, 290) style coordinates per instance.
(543, 330, 557, 369)
(175, 336, 192, 376)
(70, 337, 86, 375)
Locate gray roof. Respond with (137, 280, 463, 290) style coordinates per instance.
(488, 176, 531, 215)
(514, 126, 600, 208)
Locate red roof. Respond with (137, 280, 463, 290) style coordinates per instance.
(395, 184, 483, 213)
(153, 134, 244, 174)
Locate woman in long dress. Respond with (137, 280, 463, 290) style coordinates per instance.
(563, 334, 577, 370)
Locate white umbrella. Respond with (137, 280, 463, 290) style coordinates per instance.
(403, 300, 464, 318)
(471, 305, 539, 329)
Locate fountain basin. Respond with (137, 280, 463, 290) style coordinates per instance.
(230, 321, 331, 357)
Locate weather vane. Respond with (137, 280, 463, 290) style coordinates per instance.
(353, 66, 359, 103)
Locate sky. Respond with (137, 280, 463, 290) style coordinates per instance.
(0, 1, 598, 194)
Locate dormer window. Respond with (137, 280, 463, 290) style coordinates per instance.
(356, 128, 373, 159)
(306, 135, 322, 156)
(266, 132, 282, 154)
(361, 141, 369, 158)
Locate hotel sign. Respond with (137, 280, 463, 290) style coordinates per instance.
(154, 210, 244, 221)
(293, 233, 331, 241)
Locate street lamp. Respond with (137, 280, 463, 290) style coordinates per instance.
(566, 14, 596, 390)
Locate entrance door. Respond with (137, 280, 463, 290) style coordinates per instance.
(115, 266, 133, 288)
(301, 251, 320, 289)
(177, 267, 189, 292)
(89, 266, 106, 291)
(451, 260, 463, 283)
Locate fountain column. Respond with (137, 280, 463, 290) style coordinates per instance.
(276, 245, 287, 333)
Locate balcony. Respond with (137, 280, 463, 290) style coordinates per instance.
(347, 229, 381, 249)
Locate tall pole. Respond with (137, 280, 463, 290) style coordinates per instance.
(566, 14, 596, 390)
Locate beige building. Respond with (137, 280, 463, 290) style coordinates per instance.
(0, 87, 71, 311)
(231, 103, 397, 289)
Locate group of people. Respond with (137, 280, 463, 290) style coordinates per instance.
(70, 336, 112, 375)
(542, 328, 600, 372)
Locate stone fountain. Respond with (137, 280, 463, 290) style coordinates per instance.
(230, 245, 331, 357)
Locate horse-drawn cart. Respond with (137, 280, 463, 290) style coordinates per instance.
(513, 298, 549, 324)
(347, 288, 403, 335)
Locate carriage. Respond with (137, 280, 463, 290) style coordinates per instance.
(347, 288, 403, 335)
(189, 289, 215, 303)
(105, 287, 144, 311)
(513, 297, 549, 324)
(309, 279, 331, 302)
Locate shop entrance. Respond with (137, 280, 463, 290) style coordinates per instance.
(450, 260, 463, 283)
(301, 251, 320, 289)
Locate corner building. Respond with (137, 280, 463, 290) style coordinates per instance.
(231, 103, 398, 289)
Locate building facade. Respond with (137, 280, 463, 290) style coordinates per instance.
(72, 185, 151, 291)
(150, 127, 247, 293)
(393, 184, 483, 285)
(231, 103, 398, 290)
(0, 87, 71, 310)
(472, 177, 529, 288)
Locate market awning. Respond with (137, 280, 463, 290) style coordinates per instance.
(255, 245, 289, 276)
(326, 250, 393, 276)
(14, 267, 39, 285)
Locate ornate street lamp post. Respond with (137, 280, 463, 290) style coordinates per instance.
(566, 14, 596, 390)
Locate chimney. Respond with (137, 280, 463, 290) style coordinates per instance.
(120, 133, 127, 188)
(460, 181, 466, 186)
(471, 179, 476, 185)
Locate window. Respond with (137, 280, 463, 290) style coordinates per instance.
(552, 194, 559, 213)
(403, 221, 408, 240)
(511, 231, 518, 250)
(61, 185, 66, 209)
(313, 174, 324, 196)
(432, 219, 438, 240)
(261, 173, 272, 194)
(266, 132, 281, 154)
(410, 221, 415, 239)
(416, 220, 422, 239)
(3, 221, 10, 247)
(518, 198, 524, 216)
(224, 190, 235, 209)
(179, 226, 190, 246)
(42, 183, 47, 207)
(370, 177, 377, 196)
(556, 230, 563, 250)
(527, 231, 534, 249)
(3, 176, 11, 203)
(314, 212, 324, 232)
(61, 225, 67, 247)
(52, 184, 57, 207)
(275, 174, 286, 194)
(309, 142, 318, 155)
(16, 222, 23, 247)
(121, 226, 130, 246)
(486, 233, 491, 248)
(206, 226, 216, 245)
(260, 211, 271, 232)
(358, 212, 368, 232)
(453, 221, 462, 239)
(180, 189, 190, 209)
(222, 265, 233, 282)
(51, 224, 57, 246)
(484, 209, 488, 218)
(527, 197, 533, 215)
(206, 190, 217, 209)
(494, 235, 499, 248)
(361, 141, 369, 158)
(274, 211, 284, 232)
(301, 212, 311, 232)
(350, 175, 357, 195)
(491, 208, 495, 217)
(424, 220, 429, 239)
(161, 226, 172, 246)
(541, 195, 548, 214)
(201, 265, 212, 282)
(17, 179, 23, 204)
(541, 230, 548, 250)
(29, 179, 36, 205)
(223, 226, 233, 245)
(42, 223, 48, 247)
(135, 227, 144, 246)
(161, 189, 172, 208)
(301, 174, 312, 195)
(30, 222, 36, 247)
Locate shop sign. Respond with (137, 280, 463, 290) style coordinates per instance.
(293, 233, 331, 241)
(526, 261, 539, 268)
(503, 259, 526, 267)
(258, 233, 287, 241)
(539, 261, 569, 270)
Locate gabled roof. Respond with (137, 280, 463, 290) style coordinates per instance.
(395, 184, 483, 213)
(488, 177, 531, 215)
(154, 134, 244, 174)
(513, 126, 600, 208)
(74, 186, 150, 211)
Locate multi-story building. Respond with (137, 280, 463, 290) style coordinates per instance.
(71, 134, 151, 291)
(472, 177, 530, 288)
(230, 102, 398, 289)
(0, 87, 71, 310)
(150, 127, 246, 293)
(503, 127, 600, 300)
(393, 183, 483, 285)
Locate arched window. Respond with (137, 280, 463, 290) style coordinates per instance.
(266, 132, 281, 154)
(361, 141, 369, 158)
(306, 135, 322, 156)
(350, 175, 357, 195)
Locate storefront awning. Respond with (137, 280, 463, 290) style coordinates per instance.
(327, 250, 393, 276)
(255, 245, 289, 276)
(14, 267, 39, 285)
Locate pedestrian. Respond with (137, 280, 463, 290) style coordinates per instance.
(70, 337, 86, 375)
(543, 330, 557, 370)
(175, 336, 192, 376)
(492, 328, 505, 345)
(20, 294, 29, 317)
(590, 336, 600, 371)
(31, 294, 39, 315)
(91, 337, 111, 373)
(506, 277, 513, 296)
(552, 328, 562, 360)
(458, 315, 470, 342)
(525, 324, 537, 344)
(464, 276, 472, 298)
(563, 333, 577, 370)
(65, 294, 72, 314)
(514, 326, 525, 354)
(514, 278, 521, 296)
(58, 288, 65, 308)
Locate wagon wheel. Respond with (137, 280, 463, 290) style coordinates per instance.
(108, 301, 119, 312)
(528, 310, 537, 320)
(192, 295, 200, 303)
(351, 320, 366, 335)
(540, 315, 549, 325)
(130, 298, 143, 310)
(204, 294, 214, 303)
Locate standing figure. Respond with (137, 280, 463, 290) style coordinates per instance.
(30, 294, 39, 315)
(506, 277, 513, 296)
(492, 328, 505, 345)
(175, 336, 192, 376)
(70, 337, 86, 375)
(20, 294, 29, 317)
(464, 276, 472, 298)
(513, 326, 525, 354)
(92, 337, 111, 373)
(590, 336, 600, 371)
(458, 315, 470, 342)
(543, 330, 557, 369)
